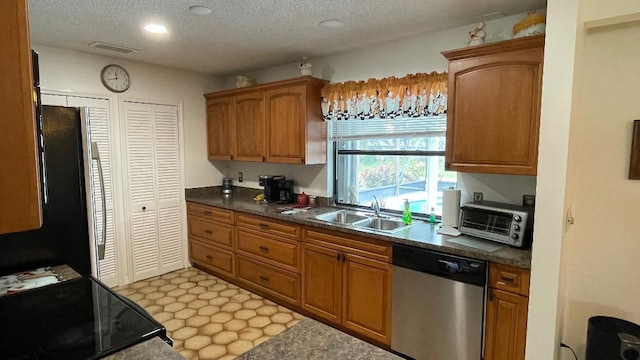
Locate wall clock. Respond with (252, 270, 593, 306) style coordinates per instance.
(100, 64, 131, 93)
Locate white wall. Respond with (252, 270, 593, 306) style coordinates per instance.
(32, 45, 225, 188)
(222, 12, 539, 203)
(559, 8, 640, 360)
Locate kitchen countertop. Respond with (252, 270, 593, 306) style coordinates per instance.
(103, 337, 184, 360)
(185, 187, 532, 268)
(236, 318, 402, 360)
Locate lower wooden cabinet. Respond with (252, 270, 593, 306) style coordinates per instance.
(236, 255, 300, 305)
(189, 210, 394, 347)
(301, 243, 343, 323)
(484, 263, 530, 360)
(302, 229, 392, 345)
(189, 240, 235, 278)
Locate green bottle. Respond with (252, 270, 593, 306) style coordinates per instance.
(429, 207, 436, 224)
(402, 199, 412, 225)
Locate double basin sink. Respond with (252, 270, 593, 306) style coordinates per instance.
(314, 209, 415, 233)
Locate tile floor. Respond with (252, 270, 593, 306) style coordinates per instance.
(114, 268, 303, 360)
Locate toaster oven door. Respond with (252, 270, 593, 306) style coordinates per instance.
(459, 207, 513, 244)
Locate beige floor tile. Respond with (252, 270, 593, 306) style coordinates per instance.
(115, 267, 303, 360)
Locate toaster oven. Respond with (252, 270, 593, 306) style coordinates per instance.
(458, 201, 534, 248)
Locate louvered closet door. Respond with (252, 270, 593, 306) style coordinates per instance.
(123, 102, 183, 282)
(41, 95, 118, 286)
(67, 97, 118, 285)
(153, 105, 183, 275)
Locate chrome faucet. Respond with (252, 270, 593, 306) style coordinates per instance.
(372, 195, 381, 217)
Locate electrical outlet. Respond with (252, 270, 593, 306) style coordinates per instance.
(523, 195, 535, 207)
(238, 172, 243, 182)
(473, 192, 483, 202)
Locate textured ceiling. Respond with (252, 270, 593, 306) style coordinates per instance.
(28, 0, 546, 75)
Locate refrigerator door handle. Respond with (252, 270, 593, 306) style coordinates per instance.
(91, 142, 107, 261)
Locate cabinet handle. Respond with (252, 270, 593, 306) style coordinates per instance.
(205, 230, 213, 234)
(142, 206, 146, 211)
(488, 288, 494, 302)
(206, 255, 213, 260)
(336, 253, 341, 261)
(203, 210, 212, 215)
(261, 156, 265, 162)
(259, 223, 270, 230)
(499, 275, 516, 283)
(259, 246, 269, 253)
(259, 276, 270, 282)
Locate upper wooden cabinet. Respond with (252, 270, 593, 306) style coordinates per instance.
(206, 96, 233, 161)
(442, 35, 545, 175)
(234, 92, 265, 162)
(204, 76, 328, 164)
(0, 0, 42, 234)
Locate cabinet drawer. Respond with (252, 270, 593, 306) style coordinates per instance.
(188, 216, 234, 249)
(302, 227, 391, 263)
(190, 240, 235, 278)
(236, 255, 300, 305)
(236, 213, 301, 240)
(236, 229, 300, 273)
(187, 202, 234, 224)
(489, 263, 531, 296)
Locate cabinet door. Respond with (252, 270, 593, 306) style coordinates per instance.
(444, 36, 544, 175)
(342, 253, 392, 345)
(234, 92, 265, 162)
(206, 96, 233, 160)
(484, 288, 529, 360)
(301, 243, 342, 323)
(265, 85, 306, 164)
(0, 0, 42, 234)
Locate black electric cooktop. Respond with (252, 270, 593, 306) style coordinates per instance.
(0, 276, 170, 359)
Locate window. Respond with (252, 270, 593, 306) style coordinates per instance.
(332, 116, 456, 217)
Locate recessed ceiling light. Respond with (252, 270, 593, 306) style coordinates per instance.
(189, 5, 212, 15)
(144, 24, 167, 34)
(319, 19, 344, 29)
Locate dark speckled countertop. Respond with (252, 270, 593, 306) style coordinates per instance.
(186, 187, 532, 268)
(236, 318, 402, 360)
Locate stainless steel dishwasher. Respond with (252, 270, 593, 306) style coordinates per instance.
(391, 243, 487, 360)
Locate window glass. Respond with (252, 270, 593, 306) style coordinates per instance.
(335, 135, 457, 216)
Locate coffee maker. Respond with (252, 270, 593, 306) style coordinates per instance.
(277, 179, 294, 204)
(258, 175, 285, 202)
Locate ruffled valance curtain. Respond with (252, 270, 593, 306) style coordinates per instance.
(320, 72, 448, 121)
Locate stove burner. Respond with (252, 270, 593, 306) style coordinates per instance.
(39, 323, 96, 358)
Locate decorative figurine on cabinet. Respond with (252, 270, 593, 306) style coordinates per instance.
(468, 22, 486, 46)
(299, 56, 312, 76)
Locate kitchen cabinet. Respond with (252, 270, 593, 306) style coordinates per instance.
(0, 0, 42, 234)
(442, 35, 545, 175)
(484, 262, 530, 360)
(235, 213, 302, 306)
(206, 96, 233, 160)
(204, 76, 328, 164)
(302, 227, 392, 345)
(187, 202, 236, 278)
(234, 92, 265, 162)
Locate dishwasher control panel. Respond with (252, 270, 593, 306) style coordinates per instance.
(392, 244, 487, 287)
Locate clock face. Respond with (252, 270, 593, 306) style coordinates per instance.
(100, 64, 131, 93)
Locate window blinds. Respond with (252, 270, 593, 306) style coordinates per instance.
(328, 115, 446, 141)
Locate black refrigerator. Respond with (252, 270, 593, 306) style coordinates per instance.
(0, 105, 92, 276)
(0, 105, 172, 358)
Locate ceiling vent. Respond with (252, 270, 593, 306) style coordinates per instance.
(89, 41, 138, 54)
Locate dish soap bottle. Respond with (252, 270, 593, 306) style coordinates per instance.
(402, 199, 412, 225)
(429, 207, 437, 224)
